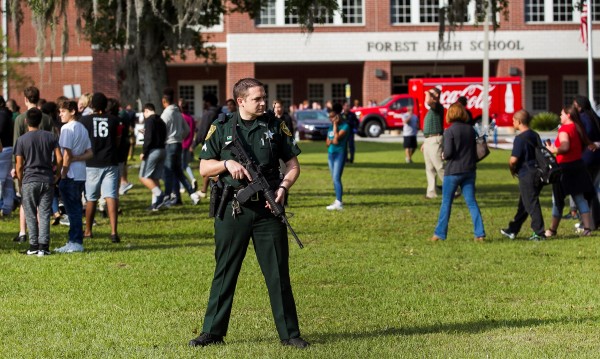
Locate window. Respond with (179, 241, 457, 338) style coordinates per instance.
(391, 0, 411, 23)
(259, 0, 277, 25)
(263, 80, 293, 110)
(527, 78, 548, 112)
(391, 65, 464, 93)
(525, 0, 545, 22)
(420, 0, 440, 23)
(553, 0, 572, 22)
(594, 1, 600, 21)
(257, 0, 362, 26)
(342, 0, 363, 23)
(563, 79, 579, 106)
(307, 79, 348, 107)
(525, 0, 585, 23)
(308, 84, 325, 108)
(178, 81, 219, 117)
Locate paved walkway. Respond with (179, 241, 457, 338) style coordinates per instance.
(355, 130, 558, 151)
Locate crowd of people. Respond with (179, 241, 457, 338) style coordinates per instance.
(417, 85, 600, 242)
(0, 86, 242, 254)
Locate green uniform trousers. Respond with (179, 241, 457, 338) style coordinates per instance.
(202, 198, 301, 340)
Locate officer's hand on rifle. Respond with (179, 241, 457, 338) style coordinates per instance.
(224, 160, 253, 181)
(265, 187, 286, 211)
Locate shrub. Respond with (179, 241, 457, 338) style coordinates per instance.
(531, 112, 560, 131)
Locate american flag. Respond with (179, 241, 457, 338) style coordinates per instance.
(581, 2, 589, 48)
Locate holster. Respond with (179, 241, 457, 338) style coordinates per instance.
(208, 179, 223, 218)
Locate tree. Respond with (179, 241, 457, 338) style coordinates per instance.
(438, 0, 509, 41)
(10, 0, 339, 107)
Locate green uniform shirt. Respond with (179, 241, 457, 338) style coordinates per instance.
(200, 111, 301, 188)
(422, 102, 445, 137)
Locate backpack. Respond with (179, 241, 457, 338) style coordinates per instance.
(526, 136, 562, 185)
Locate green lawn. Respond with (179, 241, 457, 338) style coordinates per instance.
(2, 140, 600, 358)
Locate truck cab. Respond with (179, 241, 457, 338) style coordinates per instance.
(352, 95, 417, 138)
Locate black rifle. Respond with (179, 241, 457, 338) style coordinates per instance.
(225, 139, 304, 249)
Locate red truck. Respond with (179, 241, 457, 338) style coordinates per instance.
(352, 77, 522, 137)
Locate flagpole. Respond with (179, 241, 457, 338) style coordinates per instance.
(589, 0, 595, 108)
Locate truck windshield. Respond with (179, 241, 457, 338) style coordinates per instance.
(378, 97, 393, 106)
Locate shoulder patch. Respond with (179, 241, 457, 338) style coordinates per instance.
(281, 122, 293, 137)
(205, 125, 217, 141)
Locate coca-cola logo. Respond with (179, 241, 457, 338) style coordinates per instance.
(438, 85, 495, 109)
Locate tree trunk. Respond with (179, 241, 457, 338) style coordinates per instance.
(119, 10, 168, 112)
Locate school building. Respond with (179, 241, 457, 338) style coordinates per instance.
(4, 1, 600, 117)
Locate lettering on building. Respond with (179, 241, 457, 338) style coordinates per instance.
(366, 40, 524, 52)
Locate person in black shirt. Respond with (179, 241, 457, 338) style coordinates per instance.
(500, 110, 546, 240)
(138, 103, 167, 210)
(79, 93, 122, 243)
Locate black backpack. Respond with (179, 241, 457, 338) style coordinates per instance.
(527, 136, 562, 185)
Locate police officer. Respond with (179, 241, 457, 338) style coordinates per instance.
(189, 78, 308, 349)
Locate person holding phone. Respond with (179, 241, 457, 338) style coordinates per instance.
(325, 103, 349, 210)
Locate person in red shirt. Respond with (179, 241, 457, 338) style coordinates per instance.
(545, 104, 596, 237)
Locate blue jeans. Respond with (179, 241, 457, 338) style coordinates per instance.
(0, 147, 15, 215)
(164, 143, 192, 196)
(59, 178, 85, 244)
(434, 171, 485, 240)
(328, 150, 346, 202)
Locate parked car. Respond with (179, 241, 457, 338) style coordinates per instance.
(293, 110, 330, 141)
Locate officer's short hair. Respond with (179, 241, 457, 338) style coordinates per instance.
(233, 78, 264, 101)
(332, 103, 343, 114)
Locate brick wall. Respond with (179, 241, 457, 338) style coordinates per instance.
(363, 61, 391, 105)
(226, 63, 256, 99)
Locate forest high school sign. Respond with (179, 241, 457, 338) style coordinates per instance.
(366, 40, 525, 53)
(228, 30, 599, 62)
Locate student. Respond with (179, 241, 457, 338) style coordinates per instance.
(402, 106, 419, 163)
(14, 108, 62, 256)
(500, 110, 546, 240)
(138, 103, 167, 211)
(54, 100, 93, 253)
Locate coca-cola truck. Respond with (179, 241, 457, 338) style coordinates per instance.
(352, 76, 521, 137)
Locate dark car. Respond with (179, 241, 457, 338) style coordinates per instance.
(293, 110, 330, 141)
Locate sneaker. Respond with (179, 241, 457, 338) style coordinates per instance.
(26, 246, 38, 255)
(58, 202, 66, 215)
(326, 200, 343, 211)
(37, 249, 51, 256)
(528, 232, 546, 241)
(55, 242, 84, 253)
(119, 182, 134, 195)
(13, 234, 27, 243)
(281, 337, 310, 349)
(575, 222, 582, 230)
(500, 228, 516, 240)
(59, 215, 70, 226)
(190, 192, 201, 205)
(51, 214, 62, 226)
(111, 234, 121, 243)
(197, 191, 207, 198)
(188, 333, 224, 347)
(192, 179, 198, 192)
(545, 228, 557, 238)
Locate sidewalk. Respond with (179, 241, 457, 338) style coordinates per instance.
(355, 130, 558, 151)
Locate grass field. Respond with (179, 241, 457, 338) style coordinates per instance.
(2, 140, 600, 358)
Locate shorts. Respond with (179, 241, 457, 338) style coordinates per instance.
(403, 136, 417, 149)
(139, 148, 165, 179)
(85, 166, 119, 201)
